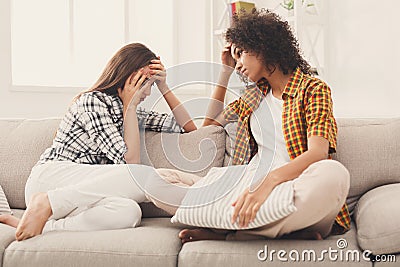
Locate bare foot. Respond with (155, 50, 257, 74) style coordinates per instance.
(179, 228, 226, 243)
(15, 192, 52, 241)
(0, 214, 20, 228)
(282, 230, 323, 240)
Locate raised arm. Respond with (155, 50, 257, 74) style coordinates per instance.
(118, 69, 153, 164)
(203, 43, 236, 127)
(149, 58, 197, 132)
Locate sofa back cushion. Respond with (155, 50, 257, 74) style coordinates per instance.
(0, 119, 226, 211)
(0, 119, 61, 209)
(140, 125, 226, 177)
(333, 118, 400, 213)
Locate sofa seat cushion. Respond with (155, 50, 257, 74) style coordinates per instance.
(3, 218, 184, 267)
(178, 226, 370, 267)
(354, 183, 400, 255)
(0, 224, 18, 267)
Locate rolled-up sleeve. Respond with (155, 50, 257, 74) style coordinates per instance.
(305, 83, 337, 152)
(77, 94, 127, 164)
(223, 99, 240, 122)
(136, 107, 183, 133)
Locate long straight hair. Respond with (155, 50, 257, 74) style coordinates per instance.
(73, 43, 157, 101)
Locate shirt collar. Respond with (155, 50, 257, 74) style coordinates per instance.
(283, 67, 303, 98)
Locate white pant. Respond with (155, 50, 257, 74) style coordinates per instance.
(26, 161, 151, 233)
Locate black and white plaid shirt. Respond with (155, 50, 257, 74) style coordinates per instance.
(37, 91, 183, 165)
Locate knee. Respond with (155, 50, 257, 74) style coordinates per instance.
(313, 160, 350, 200)
(118, 199, 142, 228)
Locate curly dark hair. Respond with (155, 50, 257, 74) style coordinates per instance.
(225, 8, 311, 75)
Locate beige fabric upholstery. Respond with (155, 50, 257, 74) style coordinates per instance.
(0, 224, 17, 267)
(140, 125, 226, 177)
(1, 117, 400, 267)
(333, 118, 400, 214)
(354, 184, 400, 255)
(178, 226, 370, 267)
(0, 119, 60, 209)
(3, 218, 182, 267)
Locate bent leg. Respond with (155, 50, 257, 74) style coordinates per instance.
(43, 197, 142, 232)
(27, 163, 148, 220)
(227, 160, 350, 240)
(145, 168, 201, 215)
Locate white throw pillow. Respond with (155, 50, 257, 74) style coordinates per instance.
(171, 165, 296, 230)
(0, 185, 12, 215)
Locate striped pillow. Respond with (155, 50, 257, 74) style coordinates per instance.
(171, 165, 296, 230)
(0, 185, 12, 215)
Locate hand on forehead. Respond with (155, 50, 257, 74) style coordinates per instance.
(142, 66, 151, 75)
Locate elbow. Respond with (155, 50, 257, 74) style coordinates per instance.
(315, 149, 329, 161)
(183, 122, 198, 133)
(124, 154, 141, 164)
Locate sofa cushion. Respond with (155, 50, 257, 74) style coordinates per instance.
(0, 119, 61, 209)
(354, 183, 400, 255)
(141, 125, 226, 177)
(0, 185, 12, 215)
(178, 225, 371, 267)
(3, 218, 183, 267)
(171, 166, 296, 229)
(0, 224, 18, 267)
(332, 118, 400, 215)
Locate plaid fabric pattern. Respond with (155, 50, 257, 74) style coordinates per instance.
(223, 67, 350, 233)
(38, 91, 183, 166)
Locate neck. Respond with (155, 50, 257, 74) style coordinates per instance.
(262, 69, 293, 99)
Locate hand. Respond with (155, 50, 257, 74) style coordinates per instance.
(221, 43, 236, 74)
(149, 56, 168, 93)
(118, 69, 154, 111)
(231, 182, 274, 228)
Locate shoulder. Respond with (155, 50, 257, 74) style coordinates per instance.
(75, 91, 120, 112)
(301, 74, 332, 100)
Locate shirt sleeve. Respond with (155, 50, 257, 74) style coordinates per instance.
(222, 99, 240, 122)
(136, 107, 183, 133)
(305, 83, 337, 153)
(77, 93, 127, 164)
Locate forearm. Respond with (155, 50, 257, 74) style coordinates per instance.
(203, 72, 231, 126)
(159, 85, 197, 132)
(122, 105, 141, 164)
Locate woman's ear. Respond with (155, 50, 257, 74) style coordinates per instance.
(266, 64, 277, 76)
(127, 72, 136, 84)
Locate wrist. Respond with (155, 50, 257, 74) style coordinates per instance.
(158, 85, 170, 95)
(221, 65, 234, 75)
(123, 102, 137, 114)
(218, 71, 232, 86)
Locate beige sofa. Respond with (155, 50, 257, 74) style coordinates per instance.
(0, 118, 399, 267)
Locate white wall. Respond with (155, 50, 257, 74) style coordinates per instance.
(0, 0, 211, 119)
(325, 0, 400, 118)
(1, 0, 400, 119)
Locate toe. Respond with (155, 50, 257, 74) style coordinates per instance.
(178, 229, 189, 238)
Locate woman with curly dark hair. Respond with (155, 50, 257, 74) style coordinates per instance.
(178, 9, 351, 242)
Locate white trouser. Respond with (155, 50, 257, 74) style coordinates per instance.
(26, 161, 152, 233)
